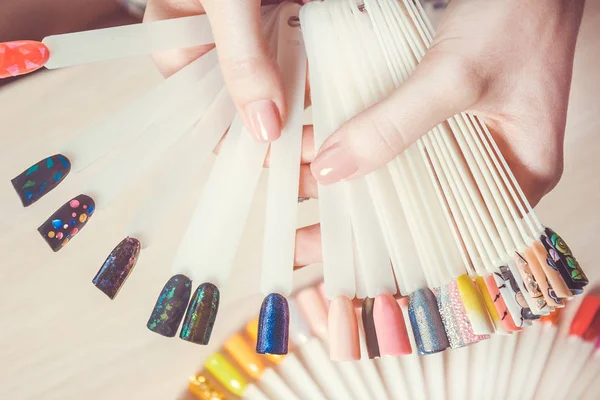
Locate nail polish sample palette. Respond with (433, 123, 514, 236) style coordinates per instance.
(181, 284, 600, 400)
(0, 0, 589, 359)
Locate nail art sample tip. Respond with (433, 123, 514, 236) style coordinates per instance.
(328, 296, 361, 361)
(92, 237, 141, 299)
(569, 295, 600, 338)
(408, 288, 450, 355)
(38, 194, 94, 251)
(541, 227, 588, 289)
(0, 41, 49, 79)
(256, 293, 289, 355)
(147, 274, 192, 337)
(456, 275, 495, 334)
(188, 374, 226, 400)
(361, 298, 381, 358)
(204, 353, 248, 397)
(180, 282, 220, 345)
(11, 154, 71, 207)
(373, 294, 412, 356)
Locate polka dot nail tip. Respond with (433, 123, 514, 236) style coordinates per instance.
(37, 194, 95, 252)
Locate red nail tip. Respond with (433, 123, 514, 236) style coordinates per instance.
(569, 295, 600, 337)
(0, 41, 49, 79)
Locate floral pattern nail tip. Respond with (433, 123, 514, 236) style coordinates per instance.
(147, 275, 192, 337)
(92, 237, 141, 299)
(541, 227, 588, 289)
(38, 194, 94, 251)
(11, 154, 71, 207)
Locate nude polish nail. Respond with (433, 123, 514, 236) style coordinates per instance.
(256, 293, 289, 355)
(408, 288, 450, 355)
(310, 143, 358, 185)
(245, 100, 282, 142)
(180, 282, 220, 345)
(361, 298, 381, 358)
(374, 294, 412, 356)
(0, 41, 49, 78)
(328, 296, 360, 361)
(92, 237, 141, 299)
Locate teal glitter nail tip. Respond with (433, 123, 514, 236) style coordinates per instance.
(256, 293, 289, 355)
(180, 282, 220, 345)
(408, 287, 450, 355)
(147, 275, 192, 337)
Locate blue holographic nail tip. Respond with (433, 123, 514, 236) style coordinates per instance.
(256, 293, 289, 355)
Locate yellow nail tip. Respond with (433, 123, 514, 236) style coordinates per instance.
(205, 353, 248, 397)
(456, 275, 494, 334)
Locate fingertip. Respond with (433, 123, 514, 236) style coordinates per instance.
(245, 99, 282, 142)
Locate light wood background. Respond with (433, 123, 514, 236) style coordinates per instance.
(0, 2, 599, 399)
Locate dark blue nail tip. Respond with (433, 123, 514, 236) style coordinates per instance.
(256, 293, 289, 355)
(147, 274, 192, 337)
(11, 154, 71, 207)
(92, 237, 141, 299)
(180, 282, 220, 345)
(408, 288, 450, 355)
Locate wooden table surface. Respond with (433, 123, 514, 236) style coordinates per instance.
(0, 2, 599, 399)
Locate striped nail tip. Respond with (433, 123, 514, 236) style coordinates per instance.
(362, 298, 381, 358)
(256, 293, 289, 355)
(533, 240, 577, 298)
(188, 374, 226, 400)
(569, 295, 600, 337)
(92, 237, 141, 299)
(180, 282, 220, 345)
(542, 227, 588, 288)
(408, 288, 450, 355)
(435, 282, 487, 349)
(373, 294, 412, 356)
(11, 154, 71, 207)
(204, 353, 247, 397)
(456, 275, 495, 335)
(328, 296, 361, 361)
(37, 194, 95, 252)
(147, 274, 192, 337)
(0, 41, 49, 79)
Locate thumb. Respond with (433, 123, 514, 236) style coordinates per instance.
(310, 54, 484, 184)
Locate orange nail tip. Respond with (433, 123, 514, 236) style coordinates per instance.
(540, 308, 563, 326)
(570, 295, 600, 337)
(188, 373, 226, 400)
(0, 41, 49, 79)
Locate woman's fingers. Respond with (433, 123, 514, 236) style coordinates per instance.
(294, 223, 322, 268)
(298, 165, 318, 199)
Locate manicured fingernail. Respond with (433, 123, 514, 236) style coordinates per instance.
(311, 143, 358, 184)
(569, 295, 600, 337)
(532, 240, 572, 298)
(147, 274, 192, 337)
(475, 276, 507, 334)
(497, 266, 538, 323)
(523, 247, 564, 308)
(38, 194, 95, 251)
(245, 100, 282, 142)
(374, 294, 412, 356)
(256, 293, 289, 354)
(180, 282, 220, 345)
(92, 237, 141, 299)
(328, 296, 360, 360)
(288, 298, 311, 347)
(486, 274, 522, 332)
(456, 275, 495, 334)
(361, 297, 381, 358)
(204, 353, 248, 397)
(514, 252, 548, 312)
(0, 41, 49, 79)
(435, 282, 489, 348)
(224, 333, 265, 379)
(408, 288, 450, 355)
(296, 287, 329, 340)
(188, 373, 226, 400)
(11, 154, 71, 207)
(245, 318, 285, 364)
(541, 227, 588, 291)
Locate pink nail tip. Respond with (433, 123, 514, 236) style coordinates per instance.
(296, 287, 329, 339)
(0, 41, 49, 79)
(328, 296, 360, 361)
(374, 294, 412, 356)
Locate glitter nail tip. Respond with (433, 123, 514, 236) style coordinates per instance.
(188, 374, 226, 400)
(541, 227, 588, 290)
(329, 296, 361, 361)
(361, 298, 381, 358)
(11, 154, 71, 207)
(408, 288, 450, 355)
(435, 282, 489, 349)
(147, 274, 192, 337)
(0, 41, 50, 79)
(37, 194, 95, 252)
(256, 293, 290, 355)
(92, 237, 141, 299)
(180, 282, 220, 345)
(373, 294, 412, 356)
(456, 275, 495, 335)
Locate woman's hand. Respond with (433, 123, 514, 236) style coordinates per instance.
(298, 0, 586, 267)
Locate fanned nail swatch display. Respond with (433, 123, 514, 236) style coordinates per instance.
(1, 0, 589, 359)
(181, 283, 600, 400)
